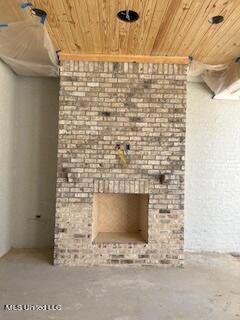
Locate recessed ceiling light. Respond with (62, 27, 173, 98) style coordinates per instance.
(208, 15, 224, 24)
(117, 10, 139, 22)
(31, 8, 47, 24)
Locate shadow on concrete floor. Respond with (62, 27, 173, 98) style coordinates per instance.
(0, 248, 53, 265)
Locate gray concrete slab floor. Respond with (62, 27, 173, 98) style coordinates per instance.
(0, 249, 239, 320)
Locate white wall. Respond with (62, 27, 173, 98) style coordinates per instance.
(0, 64, 59, 255)
(0, 61, 16, 256)
(185, 82, 240, 253)
(12, 77, 59, 248)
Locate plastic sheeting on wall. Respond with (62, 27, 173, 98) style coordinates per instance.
(0, 20, 59, 77)
(188, 60, 240, 100)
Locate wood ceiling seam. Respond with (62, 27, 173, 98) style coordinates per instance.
(96, 0, 105, 53)
(191, 2, 234, 62)
(108, 0, 119, 54)
(84, 0, 97, 52)
(146, 1, 169, 55)
(75, 0, 95, 53)
(106, 0, 112, 53)
(164, 0, 187, 54)
(137, 0, 157, 55)
(201, 4, 240, 63)
(48, 0, 75, 53)
(198, 3, 240, 63)
(165, 0, 194, 56)
(168, 3, 199, 56)
(64, 0, 83, 52)
(95, 0, 102, 53)
(151, 0, 176, 54)
(127, 0, 147, 55)
(173, 0, 211, 56)
(188, 0, 224, 58)
(58, 0, 77, 53)
(118, 0, 130, 54)
(153, 0, 184, 55)
(71, 0, 88, 52)
(171, 0, 211, 56)
(120, 0, 134, 54)
(101, 0, 110, 53)
(124, 0, 140, 54)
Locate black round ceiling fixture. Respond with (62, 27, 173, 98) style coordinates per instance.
(31, 8, 47, 18)
(31, 8, 47, 24)
(235, 57, 240, 64)
(208, 15, 224, 24)
(117, 10, 139, 22)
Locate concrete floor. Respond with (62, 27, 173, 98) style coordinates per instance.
(0, 250, 239, 320)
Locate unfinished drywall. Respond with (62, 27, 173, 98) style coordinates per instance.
(185, 82, 240, 253)
(0, 61, 16, 257)
(11, 77, 59, 248)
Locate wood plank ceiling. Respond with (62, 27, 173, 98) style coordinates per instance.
(2, 0, 240, 64)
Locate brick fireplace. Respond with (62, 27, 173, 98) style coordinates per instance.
(55, 60, 187, 266)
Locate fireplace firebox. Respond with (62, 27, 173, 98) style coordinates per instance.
(92, 193, 149, 244)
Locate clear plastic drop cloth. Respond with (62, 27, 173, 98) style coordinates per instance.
(188, 60, 240, 100)
(0, 20, 59, 77)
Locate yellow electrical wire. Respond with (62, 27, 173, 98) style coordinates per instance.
(116, 148, 129, 167)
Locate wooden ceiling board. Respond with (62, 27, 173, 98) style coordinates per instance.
(155, 0, 194, 56)
(169, 0, 235, 62)
(171, 1, 217, 57)
(194, 2, 240, 63)
(151, 0, 183, 55)
(4, 0, 240, 64)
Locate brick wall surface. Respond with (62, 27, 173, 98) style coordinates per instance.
(55, 60, 187, 266)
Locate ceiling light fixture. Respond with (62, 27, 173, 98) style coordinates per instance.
(208, 15, 224, 24)
(31, 8, 47, 24)
(117, 10, 139, 22)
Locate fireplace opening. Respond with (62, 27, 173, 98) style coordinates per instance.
(92, 193, 149, 244)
